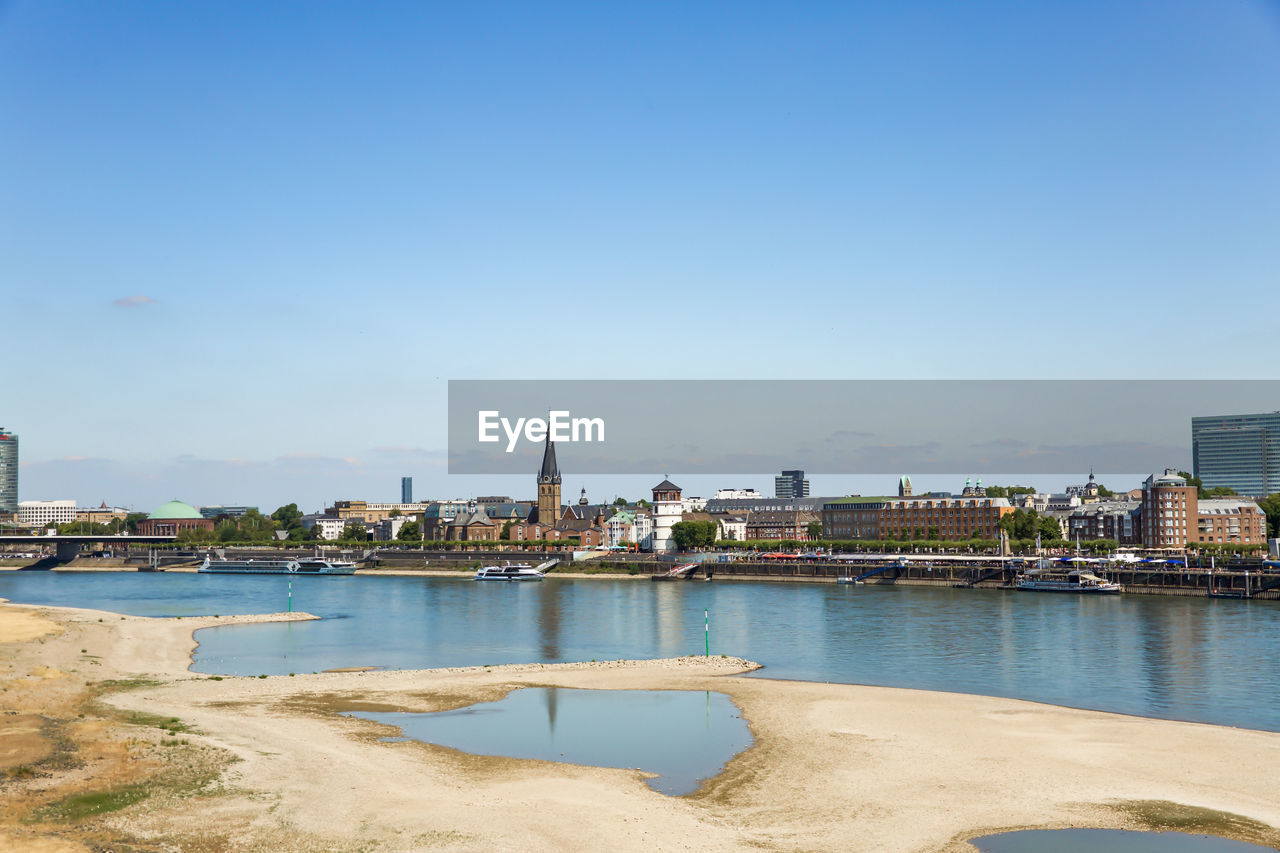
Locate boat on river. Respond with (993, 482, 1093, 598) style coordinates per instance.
(198, 557, 357, 575)
(294, 558, 358, 574)
(474, 563, 545, 581)
(1015, 566, 1121, 594)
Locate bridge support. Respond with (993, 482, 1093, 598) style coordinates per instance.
(55, 541, 79, 561)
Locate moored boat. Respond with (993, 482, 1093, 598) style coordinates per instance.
(198, 557, 357, 575)
(292, 558, 358, 575)
(1015, 567, 1121, 594)
(474, 562, 545, 581)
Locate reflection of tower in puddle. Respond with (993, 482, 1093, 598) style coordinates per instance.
(655, 585, 684, 655)
(544, 686, 559, 736)
(538, 583, 562, 661)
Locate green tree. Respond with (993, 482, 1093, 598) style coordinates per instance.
(286, 525, 312, 542)
(341, 522, 368, 541)
(1258, 493, 1280, 539)
(671, 520, 717, 550)
(397, 521, 421, 541)
(56, 521, 111, 536)
(389, 509, 402, 518)
(927, 526, 939, 539)
(1202, 486, 1238, 498)
(500, 520, 515, 540)
(1036, 515, 1062, 541)
(985, 485, 1035, 498)
(271, 503, 303, 529)
(1096, 485, 1115, 498)
(999, 508, 1049, 540)
(215, 519, 239, 543)
(613, 497, 628, 506)
(124, 512, 148, 534)
(176, 527, 216, 544)
(807, 520, 823, 540)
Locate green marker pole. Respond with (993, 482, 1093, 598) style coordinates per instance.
(704, 608, 709, 657)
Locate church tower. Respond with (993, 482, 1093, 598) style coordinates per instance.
(536, 434, 562, 524)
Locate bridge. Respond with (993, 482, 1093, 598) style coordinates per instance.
(0, 535, 176, 561)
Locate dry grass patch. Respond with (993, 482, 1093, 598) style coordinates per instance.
(1111, 800, 1280, 849)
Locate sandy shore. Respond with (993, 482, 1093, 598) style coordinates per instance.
(1, 599, 1277, 852)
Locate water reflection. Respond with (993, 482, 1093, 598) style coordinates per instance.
(538, 581, 562, 661)
(2, 572, 1278, 731)
(545, 685, 558, 734)
(345, 687, 753, 796)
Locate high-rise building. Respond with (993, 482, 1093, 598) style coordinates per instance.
(775, 469, 810, 499)
(1192, 411, 1280, 496)
(0, 428, 16, 513)
(401, 477, 413, 504)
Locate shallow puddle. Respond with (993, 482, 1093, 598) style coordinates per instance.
(345, 687, 752, 795)
(971, 829, 1276, 852)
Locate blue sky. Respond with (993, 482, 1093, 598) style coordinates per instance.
(3, 1, 1278, 511)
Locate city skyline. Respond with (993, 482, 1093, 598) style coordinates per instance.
(4, 2, 1278, 508)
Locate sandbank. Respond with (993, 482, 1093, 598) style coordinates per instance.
(1, 598, 1277, 852)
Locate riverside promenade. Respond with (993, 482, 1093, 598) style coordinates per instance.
(5, 546, 1277, 600)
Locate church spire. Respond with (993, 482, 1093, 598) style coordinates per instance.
(538, 432, 560, 484)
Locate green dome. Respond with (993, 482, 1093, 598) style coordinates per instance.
(148, 499, 203, 520)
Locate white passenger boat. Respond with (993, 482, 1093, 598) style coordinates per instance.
(293, 558, 358, 575)
(1015, 567, 1121, 594)
(474, 562, 545, 581)
(198, 557, 357, 575)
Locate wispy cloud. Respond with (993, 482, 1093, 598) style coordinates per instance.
(112, 294, 155, 308)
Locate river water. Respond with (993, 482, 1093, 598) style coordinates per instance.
(2, 571, 1277, 731)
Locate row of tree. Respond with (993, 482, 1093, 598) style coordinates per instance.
(54, 514, 149, 536)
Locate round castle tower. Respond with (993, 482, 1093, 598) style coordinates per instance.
(650, 478, 682, 553)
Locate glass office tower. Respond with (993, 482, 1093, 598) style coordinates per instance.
(1192, 412, 1280, 496)
(0, 428, 17, 513)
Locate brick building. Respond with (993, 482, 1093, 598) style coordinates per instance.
(745, 510, 820, 541)
(821, 494, 1014, 541)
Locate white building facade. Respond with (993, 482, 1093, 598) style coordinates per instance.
(714, 514, 747, 541)
(712, 488, 761, 501)
(303, 515, 351, 541)
(606, 509, 653, 550)
(17, 500, 77, 527)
